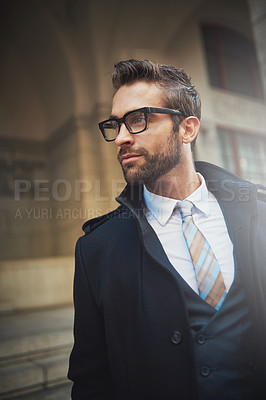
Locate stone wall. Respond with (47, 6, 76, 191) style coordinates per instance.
(0, 256, 74, 312)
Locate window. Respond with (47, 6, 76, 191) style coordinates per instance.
(202, 25, 263, 99)
(218, 127, 266, 185)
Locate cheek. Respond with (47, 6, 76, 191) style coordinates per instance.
(136, 121, 174, 151)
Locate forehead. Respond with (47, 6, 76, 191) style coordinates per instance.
(111, 81, 165, 117)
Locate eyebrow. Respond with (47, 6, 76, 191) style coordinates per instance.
(108, 109, 138, 119)
(108, 108, 146, 120)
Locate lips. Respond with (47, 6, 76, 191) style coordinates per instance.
(120, 153, 142, 165)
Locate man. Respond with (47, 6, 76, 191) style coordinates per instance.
(68, 59, 266, 399)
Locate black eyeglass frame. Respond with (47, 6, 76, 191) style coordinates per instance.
(98, 106, 186, 142)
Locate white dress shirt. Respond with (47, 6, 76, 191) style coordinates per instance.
(143, 174, 235, 294)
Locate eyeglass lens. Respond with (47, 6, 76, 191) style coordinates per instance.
(102, 110, 147, 141)
(102, 121, 119, 141)
(126, 111, 146, 133)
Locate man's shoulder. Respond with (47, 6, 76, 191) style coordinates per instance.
(195, 161, 250, 184)
(196, 160, 266, 202)
(81, 205, 131, 235)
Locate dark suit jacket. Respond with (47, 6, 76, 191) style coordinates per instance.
(68, 162, 266, 399)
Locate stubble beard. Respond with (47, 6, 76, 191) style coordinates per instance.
(118, 130, 182, 185)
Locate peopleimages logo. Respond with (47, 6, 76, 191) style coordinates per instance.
(13, 178, 255, 204)
(14, 179, 125, 202)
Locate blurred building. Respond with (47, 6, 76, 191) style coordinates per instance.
(0, 0, 266, 312)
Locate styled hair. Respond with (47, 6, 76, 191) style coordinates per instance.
(112, 59, 201, 149)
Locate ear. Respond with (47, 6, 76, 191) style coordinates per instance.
(179, 116, 200, 144)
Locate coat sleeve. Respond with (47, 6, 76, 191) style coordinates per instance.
(68, 237, 115, 399)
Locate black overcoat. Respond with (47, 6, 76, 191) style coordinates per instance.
(68, 162, 266, 399)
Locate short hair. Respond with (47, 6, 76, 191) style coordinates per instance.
(112, 59, 201, 149)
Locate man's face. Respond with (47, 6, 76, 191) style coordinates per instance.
(111, 81, 182, 185)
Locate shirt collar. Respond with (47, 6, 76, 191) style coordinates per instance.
(143, 173, 210, 226)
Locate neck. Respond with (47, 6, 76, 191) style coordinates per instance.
(145, 160, 200, 200)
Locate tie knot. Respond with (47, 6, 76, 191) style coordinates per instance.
(177, 200, 193, 220)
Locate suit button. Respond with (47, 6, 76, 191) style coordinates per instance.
(200, 366, 210, 377)
(249, 361, 257, 371)
(171, 331, 182, 344)
(197, 335, 206, 345)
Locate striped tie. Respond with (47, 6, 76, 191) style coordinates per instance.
(177, 200, 227, 311)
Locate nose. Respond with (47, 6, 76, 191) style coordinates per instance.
(114, 123, 135, 147)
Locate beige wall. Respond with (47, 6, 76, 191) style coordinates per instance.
(0, 257, 74, 312)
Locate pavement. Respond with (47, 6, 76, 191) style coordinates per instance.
(0, 306, 74, 399)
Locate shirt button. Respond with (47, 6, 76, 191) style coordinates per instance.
(171, 331, 182, 345)
(200, 366, 210, 377)
(197, 334, 206, 345)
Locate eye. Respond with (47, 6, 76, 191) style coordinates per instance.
(102, 120, 119, 134)
(103, 120, 118, 129)
(126, 112, 146, 131)
(132, 114, 145, 124)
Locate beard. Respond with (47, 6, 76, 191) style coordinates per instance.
(117, 130, 182, 185)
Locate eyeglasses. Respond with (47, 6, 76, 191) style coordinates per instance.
(98, 107, 186, 142)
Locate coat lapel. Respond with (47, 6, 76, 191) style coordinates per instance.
(216, 186, 252, 275)
(200, 166, 260, 305)
(116, 184, 187, 282)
